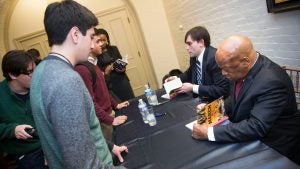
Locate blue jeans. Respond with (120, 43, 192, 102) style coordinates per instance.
(12, 148, 48, 169)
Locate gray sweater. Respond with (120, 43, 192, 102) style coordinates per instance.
(30, 55, 124, 169)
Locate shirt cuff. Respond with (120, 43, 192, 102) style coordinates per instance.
(207, 127, 216, 141)
(192, 85, 199, 94)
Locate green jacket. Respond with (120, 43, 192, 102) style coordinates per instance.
(0, 79, 40, 155)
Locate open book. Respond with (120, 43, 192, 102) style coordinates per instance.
(197, 97, 228, 126)
(161, 77, 182, 99)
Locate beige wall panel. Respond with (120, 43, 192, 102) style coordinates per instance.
(128, 0, 180, 87)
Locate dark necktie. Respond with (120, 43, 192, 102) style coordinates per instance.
(235, 80, 244, 99)
(195, 60, 202, 85)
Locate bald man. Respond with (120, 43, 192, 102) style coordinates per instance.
(192, 35, 300, 164)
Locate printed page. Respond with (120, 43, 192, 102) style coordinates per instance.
(163, 78, 182, 99)
(185, 120, 197, 130)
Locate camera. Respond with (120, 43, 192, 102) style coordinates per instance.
(25, 128, 38, 137)
(113, 59, 127, 70)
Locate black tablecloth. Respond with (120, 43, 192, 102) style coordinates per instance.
(113, 90, 300, 169)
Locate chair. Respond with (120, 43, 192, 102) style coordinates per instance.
(282, 66, 300, 105)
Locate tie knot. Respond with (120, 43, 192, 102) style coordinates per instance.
(237, 79, 243, 85)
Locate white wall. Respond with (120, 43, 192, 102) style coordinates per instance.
(75, 0, 124, 13)
(129, 0, 180, 85)
(163, 0, 300, 69)
(0, 0, 12, 80)
(8, 0, 124, 49)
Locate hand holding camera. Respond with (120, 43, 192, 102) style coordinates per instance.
(113, 59, 127, 72)
(113, 55, 128, 73)
(25, 127, 38, 137)
(15, 125, 38, 139)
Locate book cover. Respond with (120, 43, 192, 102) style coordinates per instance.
(197, 97, 228, 126)
(162, 78, 182, 99)
(113, 58, 128, 70)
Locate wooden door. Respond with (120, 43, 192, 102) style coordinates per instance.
(14, 30, 50, 59)
(96, 7, 156, 96)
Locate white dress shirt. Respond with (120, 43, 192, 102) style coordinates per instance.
(192, 48, 205, 94)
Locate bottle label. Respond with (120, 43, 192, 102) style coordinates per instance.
(145, 89, 152, 97)
(142, 107, 148, 112)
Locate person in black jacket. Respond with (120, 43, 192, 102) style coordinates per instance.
(165, 26, 230, 103)
(97, 28, 135, 101)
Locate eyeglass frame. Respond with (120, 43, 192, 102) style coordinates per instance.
(20, 69, 34, 76)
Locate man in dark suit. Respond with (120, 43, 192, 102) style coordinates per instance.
(192, 35, 300, 164)
(166, 26, 229, 103)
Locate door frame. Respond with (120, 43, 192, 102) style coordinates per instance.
(96, 6, 158, 90)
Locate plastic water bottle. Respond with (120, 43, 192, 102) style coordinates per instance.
(144, 84, 153, 105)
(144, 84, 158, 105)
(147, 106, 157, 126)
(147, 113, 157, 126)
(138, 99, 149, 123)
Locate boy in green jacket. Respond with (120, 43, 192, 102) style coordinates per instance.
(0, 50, 47, 169)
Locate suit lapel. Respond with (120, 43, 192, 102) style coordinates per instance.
(201, 47, 210, 84)
(233, 53, 264, 112)
(191, 57, 197, 84)
(236, 78, 253, 102)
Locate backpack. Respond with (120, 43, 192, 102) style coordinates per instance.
(77, 61, 97, 86)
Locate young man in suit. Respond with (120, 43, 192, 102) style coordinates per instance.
(165, 26, 230, 103)
(192, 35, 300, 164)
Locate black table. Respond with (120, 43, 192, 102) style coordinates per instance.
(114, 91, 300, 169)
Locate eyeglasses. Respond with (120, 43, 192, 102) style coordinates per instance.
(21, 69, 34, 76)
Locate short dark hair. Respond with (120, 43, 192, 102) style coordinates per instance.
(169, 69, 183, 77)
(44, 0, 98, 47)
(27, 48, 40, 59)
(162, 74, 171, 85)
(184, 26, 211, 47)
(97, 28, 110, 45)
(2, 50, 34, 81)
(94, 28, 104, 37)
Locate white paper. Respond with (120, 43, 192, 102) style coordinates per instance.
(161, 93, 170, 99)
(163, 78, 182, 99)
(185, 120, 197, 131)
(124, 54, 128, 63)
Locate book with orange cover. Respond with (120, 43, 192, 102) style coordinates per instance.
(197, 97, 228, 126)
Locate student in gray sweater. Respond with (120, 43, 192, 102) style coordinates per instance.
(30, 1, 125, 169)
